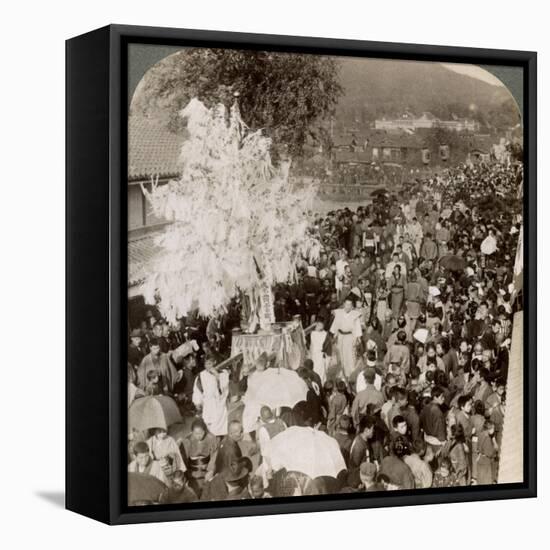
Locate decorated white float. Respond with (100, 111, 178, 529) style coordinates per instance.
(139, 97, 319, 368)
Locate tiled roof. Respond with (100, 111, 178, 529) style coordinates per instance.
(128, 116, 186, 181)
(128, 232, 162, 286)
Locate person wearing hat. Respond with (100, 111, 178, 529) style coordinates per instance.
(200, 457, 251, 502)
(128, 329, 145, 369)
(159, 469, 198, 504)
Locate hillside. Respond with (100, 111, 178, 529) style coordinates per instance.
(335, 57, 520, 129)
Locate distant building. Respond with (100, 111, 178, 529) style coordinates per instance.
(367, 133, 431, 165)
(334, 132, 436, 167)
(466, 135, 496, 165)
(375, 112, 479, 133)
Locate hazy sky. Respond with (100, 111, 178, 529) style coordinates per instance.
(442, 63, 504, 87)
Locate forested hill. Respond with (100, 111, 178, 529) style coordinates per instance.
(335, 57, 520, 129)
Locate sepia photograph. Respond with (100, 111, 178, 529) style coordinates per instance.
(126, 45, 525, 506)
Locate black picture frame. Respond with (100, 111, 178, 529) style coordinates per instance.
(66, 24, 537, 525)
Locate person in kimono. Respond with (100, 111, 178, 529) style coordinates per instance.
(375, 279, 389, 327)
(420, 232, 438, 262)
(485, 380, 506, 449)
(398, 236, 416, 268)
(384, 330, 411, 384)
(335, 249, 349, 300)
(326, 380, 349, 436)
(180, 418, 219, 495)
(388, 264, 406, 319)
(330, 297, 363, 379)
(136, 337, 178, 394)
(476, 420, 498, 485)
(146, 427, 186, 473)
(442, 423, 469, 486)
(408, 217, 424, 256)
(350, 277, 374, 325)
(338, 264, 353, 304)
(405, 271, 425, 323)
(309, 320, 331, 385)
(192, 357, 230, 437)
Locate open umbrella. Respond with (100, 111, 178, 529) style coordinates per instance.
(128, 395, 182, 432)
(439, 254, 467, 272)
(128, 472, 167, 505)
(242, 368, 308, 432)
(480, 235, 497, 255)
(413, 328, 429, 344)
(267, 426, 346, 479)
(371, 187, 389, 197)
(428, 285, 441, 297)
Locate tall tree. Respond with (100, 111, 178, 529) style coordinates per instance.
(131, 48, 343, 156)
(140, 99, 320, 326)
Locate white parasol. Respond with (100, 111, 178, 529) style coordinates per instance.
(413, 328, 429, 344)
(267, 426, 346, 479)
(241, 368, 309, 432)
(480, 234, 497, 255)
(428, 286, 441, 297)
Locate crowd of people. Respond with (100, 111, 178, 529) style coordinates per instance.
(127, 160, 523, 505)
(333, 162, 403, 187)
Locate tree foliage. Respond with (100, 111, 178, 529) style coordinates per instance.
(140, 99, 320, 323)
(131, 48, 343, 156)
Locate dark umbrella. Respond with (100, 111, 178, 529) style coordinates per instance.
(128, 395, 182, 432)
(128, 472, 167, 505)
(439, 254, 467, 272)
(371, 187, 389, 197)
